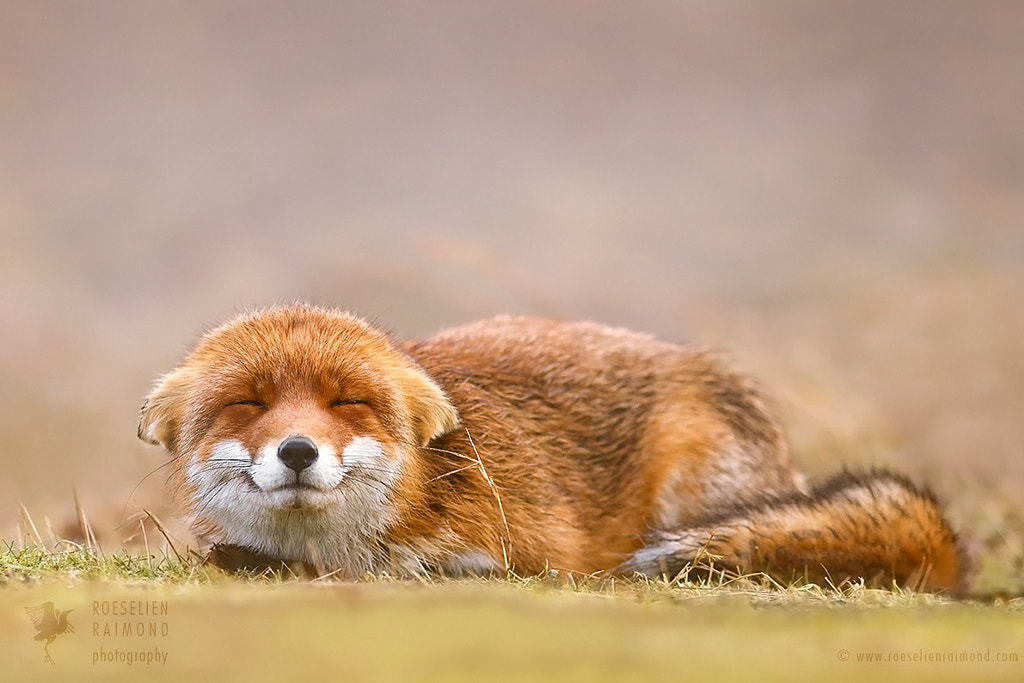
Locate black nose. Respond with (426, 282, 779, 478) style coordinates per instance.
(277, 437, 318, 473)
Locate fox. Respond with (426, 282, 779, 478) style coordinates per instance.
(138, 304, 967, 592)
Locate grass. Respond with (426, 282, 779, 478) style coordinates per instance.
(4, 445, 1024, 683)
(2, 541, 1023, 683)
(4, 479, 1023, 682)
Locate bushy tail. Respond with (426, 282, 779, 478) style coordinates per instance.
(619, 471, 968, 593)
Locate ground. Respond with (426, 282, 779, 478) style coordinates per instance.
(1, 546, 1022, 681)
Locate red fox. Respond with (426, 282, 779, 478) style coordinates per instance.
(138, 304, 967, 592)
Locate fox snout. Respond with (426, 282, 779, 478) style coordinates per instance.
(278, 436, 319, 473)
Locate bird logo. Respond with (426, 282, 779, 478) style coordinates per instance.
(24, 601, 75, 664)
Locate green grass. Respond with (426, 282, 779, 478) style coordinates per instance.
(1, 543, 219, 585)
(2, 544, 1023, 683)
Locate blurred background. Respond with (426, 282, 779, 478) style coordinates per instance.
(1, 2, 1021, 587)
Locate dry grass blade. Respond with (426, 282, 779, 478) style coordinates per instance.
(138, 518, 154, 572)
(44, 516, 59, 547)
(464, 427, 513, 573)
(143, 508, 185, 563)
(73, 487, 99, 552)
(18, 502, 44, 547)
(423, 463, 480, 485)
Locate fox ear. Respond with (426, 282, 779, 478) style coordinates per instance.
(400, 366, 460, 447)
(138, 370, 189, 449)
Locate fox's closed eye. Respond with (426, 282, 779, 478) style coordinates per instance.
(330, 399, 367, 407)
(226, 400, 267, 409)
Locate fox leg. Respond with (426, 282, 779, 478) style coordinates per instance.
(619, 471, 967, 593)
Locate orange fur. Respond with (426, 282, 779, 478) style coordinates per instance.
(139, 304, 967, 592)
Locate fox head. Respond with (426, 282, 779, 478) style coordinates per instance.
(138, 304, 460, 569)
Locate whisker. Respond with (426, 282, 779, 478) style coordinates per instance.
(120, 458, 179, 523)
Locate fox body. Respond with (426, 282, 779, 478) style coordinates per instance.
(139, 305, 966, 591)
